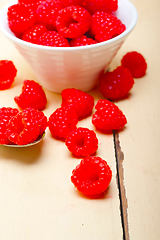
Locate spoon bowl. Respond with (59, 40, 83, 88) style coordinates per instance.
(3, 132, 45, 148)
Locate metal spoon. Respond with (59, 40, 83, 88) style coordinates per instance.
(3, 132, 45, 148)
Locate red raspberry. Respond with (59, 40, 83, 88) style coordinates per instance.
(70, 35, 98, 47)
(36, 0, 62, 30)
(84, 0, 118, 15)
(90, 11, 126, 42)
(7, 3, 36, 36)
(6, 111, 40, 145)
(14, 80, 47, 110)
(121, 51, 147, 78)
(0, 107, 19, 144)
(99, 66, 134, 100)
(38, 31, 70, 47)
(65, 127, 98, 157)
(0, 60, 17, 90)
(18, 0, 42, 11)
(92, 99, 127, 131)
(18, 0, 38, 4)
(22, 24, 47, 44)
(71, 156, 112, 196)
(61, 88, 94, 119)
(56, 6, 92, 38)
(22, 108, 47, 135)
(59, 0, 83, 8)
(0, 107, 19, 122)
(48, 106, 78, 140)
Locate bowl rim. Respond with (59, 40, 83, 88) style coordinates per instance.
(0, 0, 138, 52)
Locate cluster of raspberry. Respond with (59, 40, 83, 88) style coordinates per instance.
(0, 51, 147, 197)
(7, 0, 126, 47)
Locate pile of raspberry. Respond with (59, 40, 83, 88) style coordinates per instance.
(7, 0, 126, 47)
(0, 50, 147, 197)
(0, 107, 47, 145)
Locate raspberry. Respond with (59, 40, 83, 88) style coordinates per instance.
(14, 80, 47, 110)
(92, 99, 127, 131)
(56, 6, 92, 38)
(7, 3, 36, 36)
(0, 107, 19, 122)
(0, 107, 19, 144)
(22, 24, 47, 44)
(6, 111, 40, 145)
(59, 0, 83, 8)
(71, 156, 112, 196)
(61, 88, 94, 119)
(99, 66, 134, 100)
(48, 106, 78, 140)
(84, 0, 118, 15)
(90, 11, 126, 42)
(0, 60, 17, 90)
(18, 0, 38, 4)
(38, 31, 70, 47)
(22, 108, 47, 135)
(36, 0, 62, 30)
(121, 51, 147, 78)
(18, 0, 42, 11)
(70, 35, 98, 47)
(65, 127, 98, 157)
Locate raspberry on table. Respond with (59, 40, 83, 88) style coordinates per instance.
(36, 0, 63, 30)
(6, 111, 40, 145)
(7, 3, 37, 36)
(99, 66, 134, 100)
(84, 0, 118, 15)
(48, 106, 78, 140)
(56, 6, 92, 38)
(22, 24, 47, 44)
(71, 156, 112, 196)
(22, 108, 47, 135)
(70, 35, 98, 47)
(121, 51, 147, 78)
(0, 60, 17, 90)
(61, 88, 94, 119)
(92, 99, 127, 131)
(90, 11, 126, 42)
(14, 80, 47, 110)
(65, 127, 98, 157)
(0, 107, 19, 145)
(38, 31, 70, 47)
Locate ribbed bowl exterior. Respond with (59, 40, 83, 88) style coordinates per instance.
(0, 0, 138, 93)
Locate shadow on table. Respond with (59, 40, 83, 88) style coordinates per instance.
(0, 140, 44, 164)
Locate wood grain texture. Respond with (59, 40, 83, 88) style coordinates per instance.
(114, 131, 129, 240)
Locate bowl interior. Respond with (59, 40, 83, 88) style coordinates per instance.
(0, 0, 138, 51)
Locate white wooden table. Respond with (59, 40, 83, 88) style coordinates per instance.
(0, 0, 160, 239)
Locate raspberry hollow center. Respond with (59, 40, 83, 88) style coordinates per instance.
(75, 136, 85, 147)
(66, 17, 78, 28)
(82, 167, 99, 182)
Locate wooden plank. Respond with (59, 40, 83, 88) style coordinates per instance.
(110, 0, 160, 239)
(0, 1, 123, 239)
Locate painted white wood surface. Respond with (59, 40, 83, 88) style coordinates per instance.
(0, 1, 123, 239)
(110, 0, 160, 239)
(1, 0, 160, 239)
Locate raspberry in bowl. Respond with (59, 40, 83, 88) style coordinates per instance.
(0, 0, 138, 93)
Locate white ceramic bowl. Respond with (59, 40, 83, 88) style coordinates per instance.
(0, 0, 138, 93)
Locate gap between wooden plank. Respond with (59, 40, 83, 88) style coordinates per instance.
(113, 130, 130, 240)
